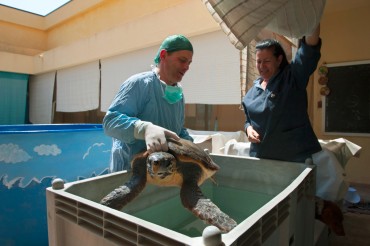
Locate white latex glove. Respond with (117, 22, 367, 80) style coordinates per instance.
(134, 121, 180, 153)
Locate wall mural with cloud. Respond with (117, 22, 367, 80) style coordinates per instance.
(0, 124, 111, 246)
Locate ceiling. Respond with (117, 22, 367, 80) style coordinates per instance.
(0, 0, 71, 16)
(0, 0, 103, 30)
(0, 0, 368, 31)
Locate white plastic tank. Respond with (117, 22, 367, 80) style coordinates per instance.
(47, 154, 315, 246)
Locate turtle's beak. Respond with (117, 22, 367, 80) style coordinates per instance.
(155, 160, 175, 179)
(147, 153, 175, 179)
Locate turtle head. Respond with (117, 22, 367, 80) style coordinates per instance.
(147, 152, 176, 179)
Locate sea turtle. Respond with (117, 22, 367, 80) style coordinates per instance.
(100, 138, 237, 232)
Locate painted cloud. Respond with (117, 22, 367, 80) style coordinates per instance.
(34, 144, 61, 156)
(83, 142, 105, 160)
(0, 143, 32, 163)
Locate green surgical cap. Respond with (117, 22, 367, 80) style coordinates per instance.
(154, 34, 193, 64)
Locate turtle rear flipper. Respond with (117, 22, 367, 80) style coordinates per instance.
(180, 180, 237, 233)
(100, 154, 148, 210)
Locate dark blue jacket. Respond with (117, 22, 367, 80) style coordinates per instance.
(242, 38, 322, 162)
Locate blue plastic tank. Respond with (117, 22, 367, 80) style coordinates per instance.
(0, 124, 111, 246)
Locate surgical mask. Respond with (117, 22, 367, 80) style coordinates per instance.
(163, 85, 183, 104)
(151, 65, 183, 104)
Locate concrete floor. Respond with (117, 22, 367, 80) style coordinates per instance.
(329, 183, 370, 246)
(329, 212, 370, 246)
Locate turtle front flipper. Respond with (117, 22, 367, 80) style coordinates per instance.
(100, 154, 148, 210)
(180, 180, 237, 233)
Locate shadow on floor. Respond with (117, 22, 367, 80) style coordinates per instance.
(329, 182, 370, 246)
(329, 212, 370, 246)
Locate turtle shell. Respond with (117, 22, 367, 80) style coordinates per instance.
(166, 138, 220, 172)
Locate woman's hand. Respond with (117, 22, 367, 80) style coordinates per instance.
(306, 23, 320, 46)
(246, 126, 261, 143)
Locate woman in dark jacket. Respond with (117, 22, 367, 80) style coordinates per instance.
(242, 25, 322, 162)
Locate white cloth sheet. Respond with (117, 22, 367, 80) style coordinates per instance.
(202, 0, 326, 49)
(29, 72, 55, 123)
(56, 61, 100, 112)
(313, 139, 362, 201)
(100, 46, 156, 112)
(190, 129, 362, 201)
(188, 129, 248, 154)
(181, 31, 241, 104)
(101, 31, 241, 111)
